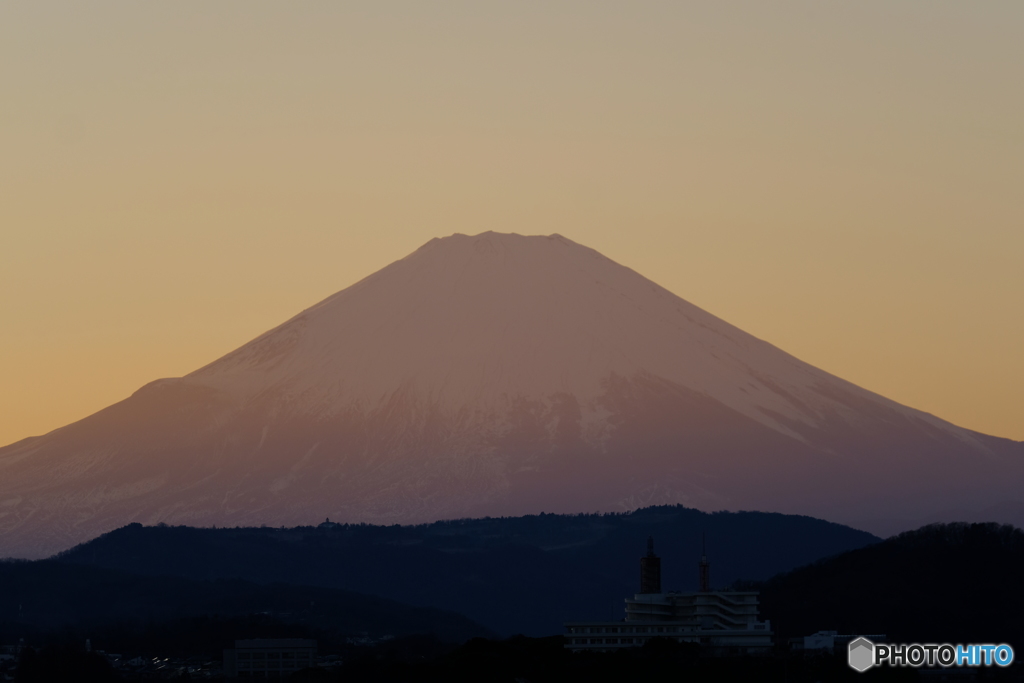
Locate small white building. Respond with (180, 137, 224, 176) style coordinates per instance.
(804, 630, 839, 651)
(801, 631, 886, 653)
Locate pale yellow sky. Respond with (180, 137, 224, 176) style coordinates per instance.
(1, 1, 1022, 445)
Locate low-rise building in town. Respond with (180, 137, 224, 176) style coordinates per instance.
(798, 630, 887, 653)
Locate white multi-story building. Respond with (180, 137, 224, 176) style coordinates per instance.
(564, 537, 773, 654)
(223, 639, 317, 678)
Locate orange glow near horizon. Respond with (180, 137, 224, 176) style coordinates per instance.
(1, 1, 1022, 444)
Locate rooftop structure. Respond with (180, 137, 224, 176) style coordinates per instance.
(639, 536, 661, 594)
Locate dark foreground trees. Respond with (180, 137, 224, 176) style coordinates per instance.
(15, 646, 118, 683)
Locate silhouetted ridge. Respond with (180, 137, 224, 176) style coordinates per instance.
(752, 522, 1024, 646)
(54, 505, 878, 636)
(0, 559, 492, 649)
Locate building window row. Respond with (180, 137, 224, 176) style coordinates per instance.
(573, 637, 702, 647)
(568, 625, 687, 635)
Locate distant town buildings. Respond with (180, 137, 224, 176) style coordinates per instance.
(564, 537, 773, 654)
(0, 640, 24, 659)
(223, 639, 317, 679)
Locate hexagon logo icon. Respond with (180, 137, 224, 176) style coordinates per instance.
(848, 637, 875, 672)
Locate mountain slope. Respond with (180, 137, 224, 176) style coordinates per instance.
(1, 232, 1021, 558)
(753, 522, 1024, 645)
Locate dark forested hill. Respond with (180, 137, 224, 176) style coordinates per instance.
(0, 559, 491, 657)
(53, 506, 878, 635)
(753, 522, 1024, 647)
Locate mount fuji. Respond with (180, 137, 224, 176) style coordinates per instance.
(2, 232, 1021, 558)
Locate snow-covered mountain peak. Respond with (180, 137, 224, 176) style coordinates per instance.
(2, 231, 1017, 559)
(182, 231, 976, 444)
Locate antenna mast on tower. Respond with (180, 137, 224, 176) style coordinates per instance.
(698, 533, 711, 592)
(639, 536, 662, 594)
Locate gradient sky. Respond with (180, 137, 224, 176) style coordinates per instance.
(2, 1, 1022, 446)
